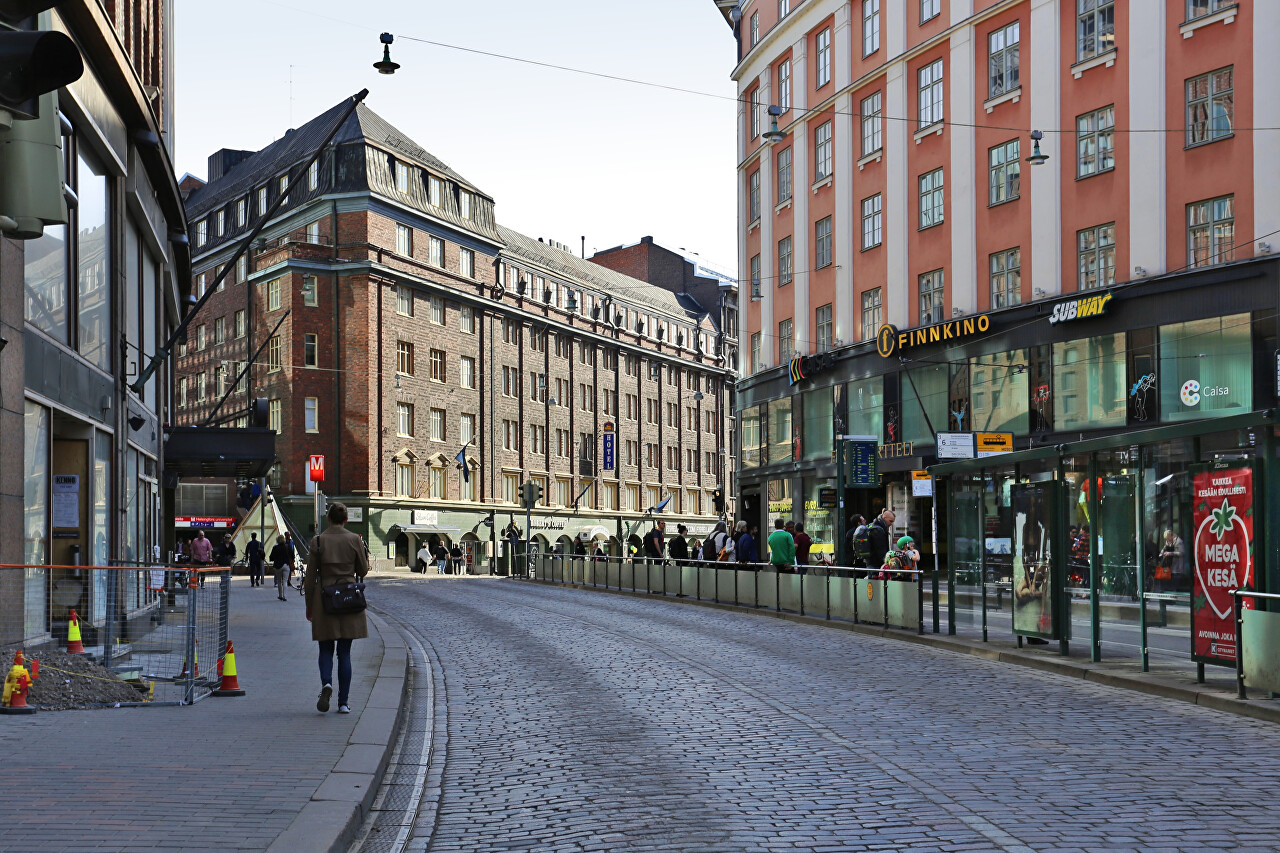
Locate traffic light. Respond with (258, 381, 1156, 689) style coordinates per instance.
(520, 480, 544, 509)
(251, 397, 269, 428)
(713, 486, 725, 513)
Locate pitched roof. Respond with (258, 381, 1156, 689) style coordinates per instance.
(184, 100, 485, 218)
(496, 225, 699, 320)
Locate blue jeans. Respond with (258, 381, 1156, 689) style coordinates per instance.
(318, 639, 353, 706)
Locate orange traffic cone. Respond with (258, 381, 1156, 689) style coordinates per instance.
(213, 640, 245, 697)
(1, 650, 36, 715)
(177, 638, 199, 680)
(66, 608, 85, 654)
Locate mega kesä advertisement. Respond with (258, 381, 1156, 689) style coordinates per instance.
(1191, 466, 1255, 665)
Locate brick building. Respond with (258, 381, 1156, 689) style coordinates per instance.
(176, 101, 737, 569)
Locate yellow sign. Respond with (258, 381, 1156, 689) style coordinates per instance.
(976, 432, 1014, 456)
(911, 470, 931, 481)
(1048, 291, 1113, 325)
(876, 315, 992, 358)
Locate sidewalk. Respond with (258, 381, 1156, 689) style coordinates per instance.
(0, 578, 407, 853)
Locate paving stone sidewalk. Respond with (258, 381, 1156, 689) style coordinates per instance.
(0, 577, 404, 853)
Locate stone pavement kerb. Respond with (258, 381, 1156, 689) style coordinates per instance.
(266, 611, 410, 853)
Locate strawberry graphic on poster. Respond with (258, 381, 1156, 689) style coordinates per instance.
(1191, 467, 1254, 665)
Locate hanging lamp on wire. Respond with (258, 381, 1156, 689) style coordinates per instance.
(1025, 129, 1049, 165)
(374, 33, 400, 74)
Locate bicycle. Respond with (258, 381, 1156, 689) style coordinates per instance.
(291, 562, 307, 596)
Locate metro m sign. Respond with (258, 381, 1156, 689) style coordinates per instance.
(308, 455, 325, 483)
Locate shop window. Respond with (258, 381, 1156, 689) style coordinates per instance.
(902, 364, 948, 445)
(1053, 333, 1127, 431)
(970, 350, 1029, 435)
(767, 477, 793, 522)
(769, 397, 793, 463)
(802, 387, 834, 461)
(1158, 313, 1252, 423)
(742, 405, 763, 469)
(845, 375, 884, 439)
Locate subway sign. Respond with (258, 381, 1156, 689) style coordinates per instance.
(1048, 291, 1113, 325)
(876, 314, 991, 358)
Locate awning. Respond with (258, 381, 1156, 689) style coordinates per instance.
(391, 524, 461, 535)
(577, 525, 612, 540)
(164, 427, 276, 480)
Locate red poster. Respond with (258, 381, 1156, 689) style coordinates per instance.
(1192, 467, 1255, 664)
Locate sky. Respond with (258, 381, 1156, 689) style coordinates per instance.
(173, 0, 739, 272)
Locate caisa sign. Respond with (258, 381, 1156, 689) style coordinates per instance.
(1192, 466, 1254, 665)
(308, 455, 325, 483)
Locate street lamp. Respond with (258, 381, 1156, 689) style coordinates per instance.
(373, 33, 400, 75)
(1025, 129, 1049, 166)
(762, 105, 788, 144)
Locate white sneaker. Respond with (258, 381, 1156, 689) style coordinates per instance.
(337, 704, 351, 714)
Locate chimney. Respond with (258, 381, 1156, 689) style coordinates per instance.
(207, 148, 254, 182)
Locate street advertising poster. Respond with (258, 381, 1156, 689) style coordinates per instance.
(1011, 485, 1054, 638)
(1192, 466, 1255, 665)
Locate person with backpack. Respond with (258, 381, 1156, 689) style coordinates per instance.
(245, 533, 265, 587)
(847, 515, 868, 567)
(737, 523, 759, 564)
(702, 521, 734, 562)
(867, 509, 896, 571)
(668, 524, 690, 566)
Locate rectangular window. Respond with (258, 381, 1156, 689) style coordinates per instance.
(429, 408, 445, 441)
(236, 198, 247, 227)
(863, 0, 880, 55)
(503, 473, 520, 504)
(308, 160, 319, 191)
(429, 236, 444, 267)
(460, 356, 475, 389)
(1077, 105, 1115, 177)
(1186, 67, 1234, 146)
(257, 186, 268, 215)
(396, 285, 413, 316)
(304, 397, 318, 432)
(398, 402, 414, 436)
(428, 175, 442, 207)
(1159, 313, 1252, 423)
(178, 377, 188, 407)
(460, 305, 474, 334)
(861, 288, 882, 342)
(456, 413, 474, 446)
(861, 194, 883, 249)
(395, 161, 410, 193)
(234, 310, 245, 338)
(197, 372, 206, 402)
(919, 270, 945, 325)
(750, 92, 761, 139)
(215, 365, 225, 396)
(267, 335, 281, 372)
(304, 333, 317, 367)
(1053, 333, 1126, 430)
(815, 304, 833, 352)
(815, 28, 831, 87)
(750, 333, 762, 372)
(195, 219, 207, 247)
(236, 255, 247, 284)
(215, 210, 224, 237)
(429, 348, 446, 382)
(777, 236, 793, 285)
(778, 318, 794, 361)
(1188, 195, 1235, 267)
(751, 11, 759, 45)
(396, 223, 412, 256)
(776, 147, 792, 203)
(919, 168, 944, 229)
(397, 340, 414, 375)
(214, 316, 226, 344)
(426, 467, 445, 500)
(1077, 223, 1117, 289)
(918, 59, 944, 127)
(749, 169, 760, 221)
(988, 139, 1020, 204)
(503, 420, 519, 451)
(395, 463, 415, 498)
(430, 295, 445, 325)
(988, 21, 1020, 98)
(990, 248, 1022, 308)
(268, 398, 281, 432)
(922, 0, 941, 22)
(267, 278, 281, 311)
(860, 91, 883, 156)
(460, 191, 473, 220)
(779, 0, 790, 16)
(301, 275, 318, 306)
(1077, 0, 1115, 61)
(815, 216, 833, 268)
(814, 121, 833, 180)
(1188, 0, 1234, 21)
(778, 59, 791, 111)
(460, 248, 475, 278)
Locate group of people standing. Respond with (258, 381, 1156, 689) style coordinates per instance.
(414, 541, 466, 574)
(243, 531, 299, 600)
(638, 518, 818, 571)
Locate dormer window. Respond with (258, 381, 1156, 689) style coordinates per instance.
(460, 190, 473, 220)
(395, 160, 410, 193)
(428, 175, 442, 207)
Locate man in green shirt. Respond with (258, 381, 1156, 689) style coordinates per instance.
(767, 518, 795, 570)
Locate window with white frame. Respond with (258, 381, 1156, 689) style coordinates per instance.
(751, 11, 759, 45)
(503, 473, 520, 504)
(990, 248, 1022, 308)
(1188, 0, 1233, 20)
(398, 402, 414, 436)
(749, 169, 761, 221)
(860, 91, 883, 156)
(267, 335, 281, 371)
(918, 59, 944, 127)
(1077, 105, 1115, 177)
(815, 28, 831, 88)
(1186, 67, 1234, 146)
(429, 295, 445, 325)
(301, 275, 317, 306)
(778, 235, 793, 285)
(863, 0, 880, 56)
(815, 304, 833, 352)
(776, 147, 792, 203)
(461, 413, 476, 445)
(1078, 223, 1117, 289)
(460, 190, 473, 219)
(214, 316, 226, 344)
(428, 175, 442, 207)
(427, 466, 445, 500)
(396, 285, 413, 316)
(257, 186, 267, 214)
(750, 92, 761, 138)
(861, 194, 883, 249)
(778, 0, 789, 18)
(304, 333, 317, 367)
(196, 324, 206, 351)
(266, 278, 281, 311)
(215, 210, 224, 237)
(778, 59, 791, 111)
(919, 168, 944, 229)
(234, 310, 245, 338)
(460, 305, 474, 334)
(921, 0, 941, 22)
(989, 21, 1020, 99)
(988, 139, 1020, 204)
(279, 174, 289, 202)
(815, 216, 833, 269)
(778, 318, 793, 361)
(429, 236, 444, 267)
(750, 332, 762, 372)
(459, 248, 475, 278)
(395, 161, 409, 193)
(750, 254, 761, 297)
(1077, 0, 1115, 61)
(1188, 196, 1235, 268)
(195, 219, 206, 247)
(919, 270, 945, 325)
(397, 340, 414, 375)
(236, 198, 247, 227)
(308, 160, 319, 191)
(396, 223, 412, 255)
(460, 355, 475, 389)
(814, 121, 833, 180)
(502, 420, 519, 451)
(304, 397, 318, 432)
(395, 462, 415, 498)
(268, 398, 281, 432)
(862, 289, 882, 342)
(429, 407, 445, 441)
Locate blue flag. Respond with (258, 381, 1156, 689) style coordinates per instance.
(653, 496, 672, 513)
(454, 444, 470, 483)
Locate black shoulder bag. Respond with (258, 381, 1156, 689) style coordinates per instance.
(316, 536, 367, 615)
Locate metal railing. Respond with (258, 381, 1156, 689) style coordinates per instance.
(529, 555, 925, 633)
(4, 563, 231, 706)
(1231, 589, 1280, 699)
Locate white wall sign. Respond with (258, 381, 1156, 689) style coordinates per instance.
(53, 474, 80, 528)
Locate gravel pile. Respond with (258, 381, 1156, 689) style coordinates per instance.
(18, 651, 147, 710)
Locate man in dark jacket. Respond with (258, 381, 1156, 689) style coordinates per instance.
(245, 533, 265, 587)
(793, 522, 813, 574)
(668, 524, 690, 565)
(736, 522, 759, 564)
(642, 521, 666, 561)
(867, 509, 896, 570)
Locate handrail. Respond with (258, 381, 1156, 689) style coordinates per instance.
(1230, 588, 1275, 700)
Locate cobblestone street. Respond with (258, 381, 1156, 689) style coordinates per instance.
(368, 576, 1280, 853)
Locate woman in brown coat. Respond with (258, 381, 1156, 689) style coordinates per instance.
(305, 502, 369, 714)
